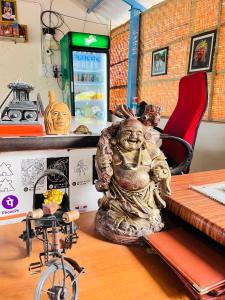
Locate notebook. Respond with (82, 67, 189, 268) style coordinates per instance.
(145, 227, 225, 298)
(191, 182, 225, 205)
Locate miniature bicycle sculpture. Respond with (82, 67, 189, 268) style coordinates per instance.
(19, 169, 84, 300)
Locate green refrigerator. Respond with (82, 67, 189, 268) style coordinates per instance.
(60, 32, 110, 123)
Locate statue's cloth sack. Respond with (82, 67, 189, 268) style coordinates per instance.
(109, 179, 157, 217)
(106, 179, 163, 232)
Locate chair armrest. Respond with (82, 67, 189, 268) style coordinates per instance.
(160, 134, 193, 175)
(154, 126, 164, 133)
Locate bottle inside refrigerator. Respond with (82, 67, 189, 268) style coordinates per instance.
(73, 51, 108, 123)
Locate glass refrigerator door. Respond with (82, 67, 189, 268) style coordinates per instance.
(72, 51, 107, 123)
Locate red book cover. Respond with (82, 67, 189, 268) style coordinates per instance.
(145, 228, 225, 297)
(0, 124, 44, 136)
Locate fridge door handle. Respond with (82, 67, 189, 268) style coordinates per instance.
(71, 81, 74, 93)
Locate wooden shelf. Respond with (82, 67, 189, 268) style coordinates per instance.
(0, 35, 26, 43)
(0, 134, 100, 152)
(0, 24, 28, 43)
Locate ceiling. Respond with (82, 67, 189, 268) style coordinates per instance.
(71, 0, 165, 29)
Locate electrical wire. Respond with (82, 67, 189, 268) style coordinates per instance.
(40, 7, 66, 79)
(54, 11, 108, 26)
(40, 7, 108, 48)
(53, 28, 65, 44)
(40, 10, 64, 29)
(49, 0, 54, 10)
(82, 11, 87, 33)
(63, 19, 71, 32)
(40, 27, 45, 63)
(57, 76, 62, 90)
(39, 2, 109, 82)
(94, 11, 110, 34)
(20, 0, 43, 12)
(49, 0, 54, 27)
(94, 11, 105, 25)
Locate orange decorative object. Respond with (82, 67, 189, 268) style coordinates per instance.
(44, 90, 71, 135)
(0, 124, 43, 136)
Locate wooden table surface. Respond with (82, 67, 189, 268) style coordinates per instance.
(166, 169, 225, 245)
(0, 211, 193, 300)
(170, 169, 225, 193)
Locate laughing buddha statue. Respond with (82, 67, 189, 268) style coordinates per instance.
(95, 104, 171, 245)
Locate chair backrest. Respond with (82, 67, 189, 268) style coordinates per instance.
(161, 71, 208, 169)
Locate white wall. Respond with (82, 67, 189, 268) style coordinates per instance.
(0, 0, 109, 107)
(159, 118, 225, 172)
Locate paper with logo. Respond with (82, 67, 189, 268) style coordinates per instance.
(0, 148, 100, 225)
(191, 181, 225, 205)
(1, 195, 19, 216)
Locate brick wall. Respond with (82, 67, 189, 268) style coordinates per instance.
(110, 0, 225, 121)
(110, 22, 129, 110)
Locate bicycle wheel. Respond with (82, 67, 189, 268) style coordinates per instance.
(35, 262, 78, 300)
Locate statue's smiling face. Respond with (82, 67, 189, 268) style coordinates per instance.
(119, 126, 144, 151)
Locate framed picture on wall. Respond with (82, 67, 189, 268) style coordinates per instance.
(0, 0, 17, 23)
(188, 30, 217, 73)
(151, 47, 168, 76)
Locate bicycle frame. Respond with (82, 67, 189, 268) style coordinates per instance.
(22, 215, 84, 300)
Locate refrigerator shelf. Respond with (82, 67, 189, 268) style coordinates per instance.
(74, 82, 104, 86)
(75, 99, 105, 102)
(73, 69, 104, 73)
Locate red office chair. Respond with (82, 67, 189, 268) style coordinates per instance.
(155, 71, 208, 175)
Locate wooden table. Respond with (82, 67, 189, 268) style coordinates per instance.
(0, 212, 193, 300)
(165, 169, 225, 246)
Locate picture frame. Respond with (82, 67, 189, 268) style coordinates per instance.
(188, 30, 217, 73)
(151, 47, 168, 76)
(0, 0, 17, 24)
